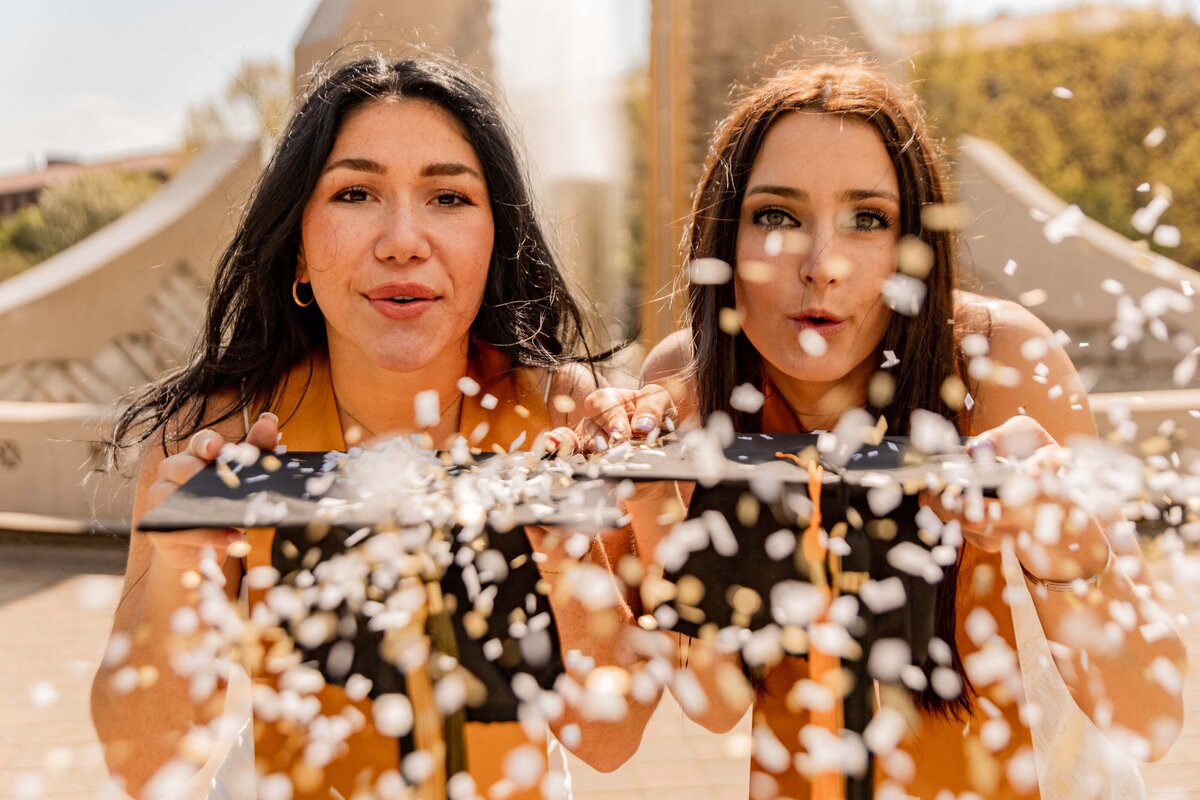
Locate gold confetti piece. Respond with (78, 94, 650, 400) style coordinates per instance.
(227, 539, 252, 559)
(617, 554, 644, 588)
(781, 229, 811, 255)
(973, 563, 995, 597)
(677, 574, 706, 606)
(463, 611, 488, 640)
(344, 425, 364, 447)
(514, 404, 531, 419)
(137, 665, 159, 689)
(869, 371, 896, 408)
(738, 259, 772, 284)
(897, 236, 934, 278)
(1019, 288, 1048, 308)
(921, 203, 970, 231)
(941, 375, 967, 410)
(637, 614, 658, 630)
(261, 454, 281, 472)
(181, 570, 201, 590)
(867, 519, 898, 541)
(719, 307, 744, 335)
(782, 626, 809, 655)
(551, 394, 576, 414)
(728, 585, 762, 616)
(215, 461, 239, 489)
(737, 492, 760, 526)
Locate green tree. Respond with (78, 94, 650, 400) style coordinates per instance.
(916, 16, 1200, 269)
(183, 58, 291, 152)
(0, 169, 163, 277)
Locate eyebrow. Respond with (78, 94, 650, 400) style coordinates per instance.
(321, 158, 482, 180)
(745, 184, 900, 204)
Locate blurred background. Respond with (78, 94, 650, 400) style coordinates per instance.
(1, 1, 1198, 797)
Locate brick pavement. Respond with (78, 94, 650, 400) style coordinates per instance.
(0, 537, 1196, 799)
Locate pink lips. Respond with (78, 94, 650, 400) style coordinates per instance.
(366, 282, 440, 321)
(789, 309, 847, 336)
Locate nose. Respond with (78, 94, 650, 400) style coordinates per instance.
(374, 200, 432, 264)
(800, 223, 849, 288)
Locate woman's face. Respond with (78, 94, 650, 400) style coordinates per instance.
(299, 99, 494, 373)
(734, 112, 900, 391)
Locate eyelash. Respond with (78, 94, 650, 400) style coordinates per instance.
(750, 207, 896, 231)
(331, 187, 474, 207)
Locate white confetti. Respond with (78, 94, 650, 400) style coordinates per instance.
(372, 694, 413, 737)
(1174, 350, 1198, 387)
(1043, 204, 1084, 243)
(456, 376, 480, 396)
(881, 273, 927, 316)
(764, 529, 796, 560)
(259, 774, 293, 800)
(1133, 194, 1171, 234)
(689, 257, 733, 285)
(881, 350, 900, 369)
(864, 707, 908, 755)
(1003, 258, 1018, 276)
(730, 383, 765, 414)
(480, 393, 498, 410)
(29, 682, 59, 708)
(1143, 126, 1167, 147)
(414, 389, 440, 428)
(859, 577, 907, 614)
(798, 328, 828, 357)
(1052, 86, 1074, 99)
(867, 638, 911, 682)
(1154, 225, 1181, 248)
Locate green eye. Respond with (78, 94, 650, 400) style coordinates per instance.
(753, 208, 797, 229)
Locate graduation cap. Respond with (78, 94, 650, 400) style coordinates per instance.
(138, 450, 618, 736)
(577, 432, 1005, 800)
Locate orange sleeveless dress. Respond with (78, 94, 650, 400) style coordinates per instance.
(753, 382, 1037, 799)
(243, 344, 554, 800)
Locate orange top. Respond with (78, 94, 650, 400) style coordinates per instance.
(752, 381, 1037, 799)
(244, 343, 554, 800)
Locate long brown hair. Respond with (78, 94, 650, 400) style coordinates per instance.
(684, 52, 971, 717)
(686, 54, 961, 434)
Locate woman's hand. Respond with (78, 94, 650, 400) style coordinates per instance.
(942, 415, 1110, 582)
(144, 412, 281, 571)
(545, 384, 677, 456)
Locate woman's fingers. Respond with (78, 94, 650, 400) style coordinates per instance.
(584, 388, 638, 440)
(246, 412, 280, 451)
(969, 414, 1055, 460)
(630, 383, 676, 438)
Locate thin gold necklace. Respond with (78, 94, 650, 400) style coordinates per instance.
(336, 392, 463, 441)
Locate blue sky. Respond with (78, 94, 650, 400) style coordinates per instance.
(0, 0, 1183, 175)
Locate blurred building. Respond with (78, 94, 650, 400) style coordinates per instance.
(0, 153, 179, 219)
(901, 5, 1159, 54)
(641, 0, 898, 343)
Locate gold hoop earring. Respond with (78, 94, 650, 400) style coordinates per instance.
(292, 279, 314, 308)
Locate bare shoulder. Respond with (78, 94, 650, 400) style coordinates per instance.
(642, 330, 693, 384)
(641, 330, 698, 422)
(956, 292, 1096, 441)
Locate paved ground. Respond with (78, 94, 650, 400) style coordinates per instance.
(0, 535, 1196, 799)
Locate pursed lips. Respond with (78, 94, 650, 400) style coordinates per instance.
(789, 309, 846, 334)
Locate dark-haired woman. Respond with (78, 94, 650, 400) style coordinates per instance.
(92, 55, 649, 799)
(565, 57, 1185, 797)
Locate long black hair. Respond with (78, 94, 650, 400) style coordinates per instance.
(111, 53, 600, 457)
(685, 53, 974, 718)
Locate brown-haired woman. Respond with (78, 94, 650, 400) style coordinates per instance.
(561, 54, 1186, 797)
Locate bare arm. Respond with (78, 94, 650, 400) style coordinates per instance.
(91, 413, 277, 792)
(958, 295, 1186, 759)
